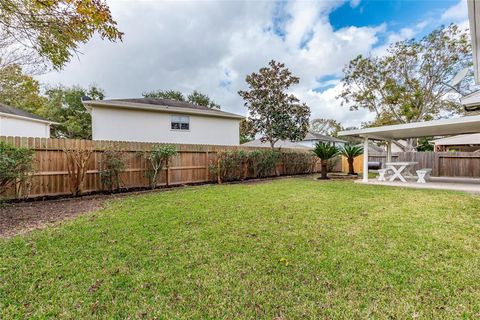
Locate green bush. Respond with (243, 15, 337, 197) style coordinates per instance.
(248, 150, 281, 178)
(100, 149, 126, 192)
(144, 145, 177, 189)
(0, 141, 35, 198)
(282, 152, 317, 175)
(210, 150, 247, 182)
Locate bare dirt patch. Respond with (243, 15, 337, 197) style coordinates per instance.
(0, 196, 106, 238)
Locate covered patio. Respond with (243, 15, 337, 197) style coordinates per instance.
(338, 115, 480, 193)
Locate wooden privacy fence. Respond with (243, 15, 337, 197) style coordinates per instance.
(1, 136, 325, 199)
(345, 152, 480, 177)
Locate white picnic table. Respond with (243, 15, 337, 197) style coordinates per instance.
(385, 162, 418, 182)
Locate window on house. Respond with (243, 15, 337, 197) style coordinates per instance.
(171, 115, 190, 130)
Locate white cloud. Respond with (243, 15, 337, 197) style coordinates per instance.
(36, 0, 471, 129)
(441, 0, 467, 22)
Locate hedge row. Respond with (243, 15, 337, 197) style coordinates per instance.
(210, 149, 319, 183)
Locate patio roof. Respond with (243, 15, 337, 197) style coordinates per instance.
(338, 115, 480, 140)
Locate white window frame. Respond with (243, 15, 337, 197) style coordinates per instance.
(171, 115, 190, 131)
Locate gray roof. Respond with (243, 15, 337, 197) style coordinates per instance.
(0, 103, 51, 122)
(303, 132, 346, 143)
(241, 139, 310, 149)
(84, 98, 244, 119)
(355, 142, 384, 153)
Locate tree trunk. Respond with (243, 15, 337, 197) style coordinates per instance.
(320, 160, 328, 179)
(348, 157, 355, 175)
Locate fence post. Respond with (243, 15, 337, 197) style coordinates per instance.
(166, 161, 170, 186)
(205, 151, 209, 181)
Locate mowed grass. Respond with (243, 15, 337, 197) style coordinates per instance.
(1, 178, 480, 319)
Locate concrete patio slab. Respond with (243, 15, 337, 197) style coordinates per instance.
(356, 176, 480, 194)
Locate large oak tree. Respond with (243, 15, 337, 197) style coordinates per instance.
(238, 60, 310, 148)
(339, 24, 472, 129)
(0, 0, 123, 70)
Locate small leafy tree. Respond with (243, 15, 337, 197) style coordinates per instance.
(238, 60, 311, 148)
(312, 143, 339, 180)
(340, 145, 363, 175)
(99, 149, 126, 192)
(144, 145, 177, 189)
(64, 147, 93, 196)
(0, 141, 34, 198)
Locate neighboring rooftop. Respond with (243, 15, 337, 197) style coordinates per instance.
(241, 139, 310, 149)
(303, 132, 346, 143)
(83, 98, 245, 120)
(0, 103, 52, 123)
(432, 133, 480, 146)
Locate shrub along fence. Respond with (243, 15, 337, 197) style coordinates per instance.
(0, 136, 330, 200)
(347, 152, 480, 178)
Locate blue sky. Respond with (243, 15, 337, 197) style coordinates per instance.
(39, 0, 469, 127)
(330, 0, 455, 30)
(330, 0, 459, 46)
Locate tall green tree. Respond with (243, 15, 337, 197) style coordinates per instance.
(43, 85, 105, 139)
(310, 118, 342, 137)
(143, 90, 185, 101)
(339, 24, 471, 128)
(187, 90, 220, 109)
(238, 60, 311, 148)
(0, 64, 46, 113)
(239, 119, 254, 144)
(143, 89, 221, 109)
(0, 0, 123, 69)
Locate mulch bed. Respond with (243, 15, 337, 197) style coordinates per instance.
(0, 196, 107, 238)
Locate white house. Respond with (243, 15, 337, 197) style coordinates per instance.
(297, 132, 346, 149)
(0, 103, 54, 138)
(242, 133, 346, 149)
(83, 98, 244, 145)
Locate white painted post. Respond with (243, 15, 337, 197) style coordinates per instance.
(387, 141, 392, 164)
(363, 137, 369, 182)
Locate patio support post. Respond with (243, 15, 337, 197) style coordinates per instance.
(387, 141, 392, 164)
(363, 137, 369, 182)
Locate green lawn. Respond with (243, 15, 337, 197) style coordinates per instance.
(1, 178, 480, 319)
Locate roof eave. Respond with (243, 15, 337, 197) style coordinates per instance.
(83, 100, 245, 120)
(0, 112, 58, 125)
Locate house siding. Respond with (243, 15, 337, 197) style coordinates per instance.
(91, 106, 240, 145)
(0, 115, 50, 138)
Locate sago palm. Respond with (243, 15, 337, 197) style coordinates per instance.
(312, 142, 339, 179)
(340, 145, 364, 175)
